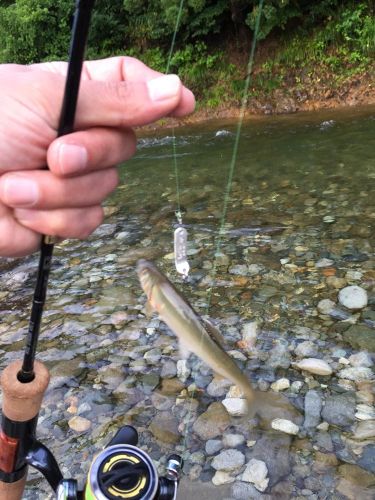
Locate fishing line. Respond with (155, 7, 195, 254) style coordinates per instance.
(205, 0, 264, 314)
(156, 0, 264, 461)
(165, 0, 190, 279)
(178, 0, 265, 452)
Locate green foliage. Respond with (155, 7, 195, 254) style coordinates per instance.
(0, 0, 73, 63)
(0, 0, 373, 108)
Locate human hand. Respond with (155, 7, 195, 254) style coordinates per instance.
(0, 57, 195, 257)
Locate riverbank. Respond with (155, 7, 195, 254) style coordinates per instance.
(147, 70, 375, 131)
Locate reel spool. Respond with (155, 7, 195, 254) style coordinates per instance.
(85, 444, 159, 500)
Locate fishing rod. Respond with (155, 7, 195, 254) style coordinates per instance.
(0, 1, 184, 498)
(0, 1, 95, 496)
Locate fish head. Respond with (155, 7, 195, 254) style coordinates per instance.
(136, 259, 164, 298)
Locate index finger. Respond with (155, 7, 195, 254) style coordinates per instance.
(32, 57, 195, 118)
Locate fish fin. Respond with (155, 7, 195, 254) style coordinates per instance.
(201, 317, 227, 348)
(178, 340, 191, 360)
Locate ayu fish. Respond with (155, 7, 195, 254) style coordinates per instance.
(136, 259, 254, 407)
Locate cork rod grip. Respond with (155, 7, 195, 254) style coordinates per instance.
(0, 360, 50, 499)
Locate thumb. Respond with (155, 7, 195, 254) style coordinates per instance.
(75, 74, 183, 129)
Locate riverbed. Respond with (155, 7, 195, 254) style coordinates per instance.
(0, 106, 374, 499)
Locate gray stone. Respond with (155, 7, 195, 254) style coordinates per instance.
(211, 449, 245, 472)
(249, 432, 292, 486)
(358, 445, 375, 473)
(343, 325, 375, 352)
(205, 439, 223, 455)
(160, 360, 177, 378)
(321, 394, 356, 427)
(231, 481, 262, 499)
(303, 390, 322, 429)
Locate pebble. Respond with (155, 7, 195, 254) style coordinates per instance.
(212, 471, 235, 485)
(68, 416, 91, 433)
(241, 458, 269, 492)
(271, 418, 299, 435)
(271, 378, 290, 391)
(241, 321, 259, 350)
(295, 340, 318, 358)
(223, 433, 246, 448)
(222, 397, 248, 417)
(211, 449, 246, 472)
(317, 299, 335, 315)
(349, 352, 373, 368)
(352, 421, 375, 440)
(177, 359, 190, 382)
(338, 367, 374, 381)
(338, 285, 368, 310)
(293, 358, 333, 376)
(303, 390, 322, 429)
(355, 404, 375, 421)
(205, 439, 223, 455)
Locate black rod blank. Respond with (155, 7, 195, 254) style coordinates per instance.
(19, 0, 95, 382)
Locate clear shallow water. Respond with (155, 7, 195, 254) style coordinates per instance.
(0, 106, 374, 498)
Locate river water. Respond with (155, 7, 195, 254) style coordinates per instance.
(0, 106, 374, 498)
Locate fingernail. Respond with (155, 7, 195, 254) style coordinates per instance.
(58, 144, 88, 174)
(2, 177, 39, 207)
(147, 74, 181, 102)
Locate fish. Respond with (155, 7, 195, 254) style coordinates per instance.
(136, 259, 254, 407)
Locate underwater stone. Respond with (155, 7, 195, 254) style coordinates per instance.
(271, 418, 299, 435)
(338, 285, 368, 310)
(211, 449, 245, 472)
(293, 358, 333, 376)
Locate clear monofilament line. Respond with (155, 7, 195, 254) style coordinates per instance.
(204, 0, 265, 315)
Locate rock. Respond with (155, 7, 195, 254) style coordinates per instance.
(193, 402, 231, 440)
(177, 359, 190, 382)
(211, 449, 245, 472)
(271, 378, 290, 392)
(295, 340, 318, 358)
(231, 481, 262, 499)
(250, 433, 292, 486)
(303, 390, 322, 430)
(242, 458, 269, 492)
(338, 463, 375, 488)
(223, 433, 246, 448)
(160, 360, 177, 378)
(268, 340, 291, 369)
(356, 403, 375, 420)
(293, 358, 333, 376)
(205, 439, 223, 455)
(349, 352, 373, 368)
(207, 376, 232, 397)
(338, 286, 368, 310)
(343, 325, 375, 352)
(338, 367, 374, 381)
(68, 416, 91, 433)
(352, 421, 375, 440)
(358, 445, 375, 473)
(321, 394, 356, 427)
(159, 378, 185, 396)
(271, 418, 299, 435)
(212, 471, 235, 485)
(316, 258, 334, 268)
(241, 322, 259, 350)
(222, 397, 248, 417)
(317, 299, 335, 315)
(149, 412, 180, 444)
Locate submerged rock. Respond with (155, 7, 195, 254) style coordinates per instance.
(193, 402, 231, 440)
(338, 285, 368, 310)
(293, 358, 333, 376)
